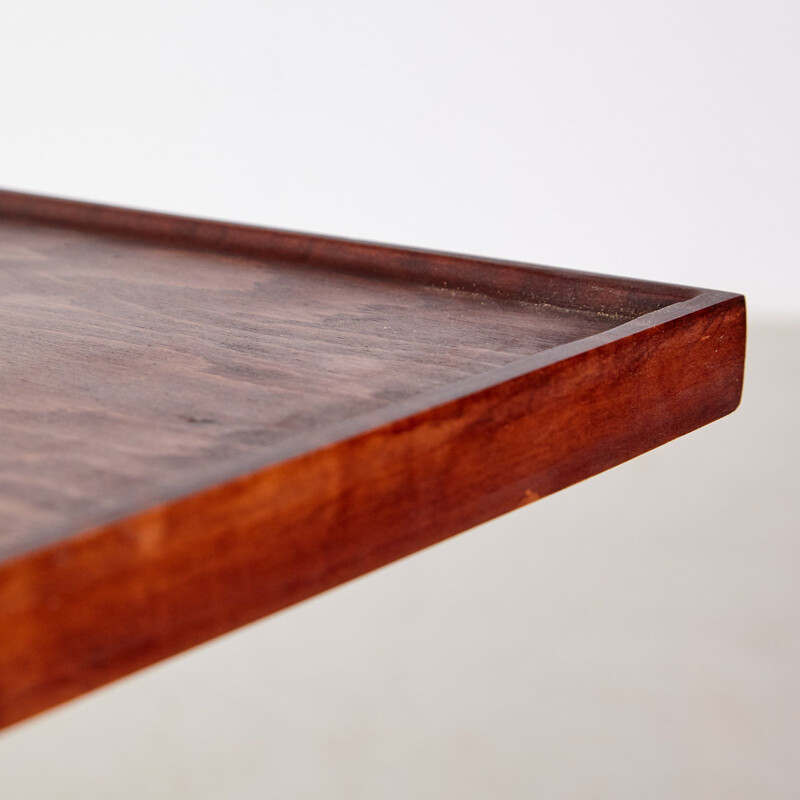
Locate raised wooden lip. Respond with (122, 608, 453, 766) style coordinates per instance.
(0, 188, 741, 563)
(0, 187, 702, 312)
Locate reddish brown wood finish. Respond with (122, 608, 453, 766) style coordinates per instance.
(0, 189, 745, 731)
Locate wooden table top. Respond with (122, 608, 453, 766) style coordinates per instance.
(0, 190, 746, 730)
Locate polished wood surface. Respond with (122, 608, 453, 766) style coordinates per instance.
(0, 217, 624, 557)
(0, 189, 746, 730)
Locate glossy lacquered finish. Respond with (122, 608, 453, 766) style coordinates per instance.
(0, 189, 746, 730)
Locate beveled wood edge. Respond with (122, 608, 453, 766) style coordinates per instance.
(0, 291, 746, 731)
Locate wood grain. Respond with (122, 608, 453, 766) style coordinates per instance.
(0, 189, 746, 731)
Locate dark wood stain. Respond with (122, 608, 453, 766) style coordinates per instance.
(0, 189, 746, 731)
(0, 218, 625, 556)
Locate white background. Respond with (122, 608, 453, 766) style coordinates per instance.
(1, 2, 798, 798)
(1, 0, 798, 318)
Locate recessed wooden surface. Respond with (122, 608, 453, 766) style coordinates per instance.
(0, 190, 746, 731)
(0, 217, 624, 558)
